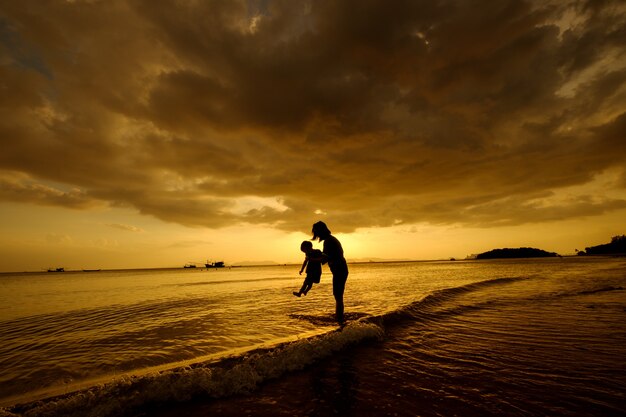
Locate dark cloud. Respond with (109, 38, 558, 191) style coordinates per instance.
(0, 0, 625, 232)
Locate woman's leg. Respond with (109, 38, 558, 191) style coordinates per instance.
(332, 272, 348, 323)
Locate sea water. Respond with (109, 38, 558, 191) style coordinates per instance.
(0, 257, 624, 416)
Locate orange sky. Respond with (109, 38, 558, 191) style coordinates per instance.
(0, 0, 625, 271)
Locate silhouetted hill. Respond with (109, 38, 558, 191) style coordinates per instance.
(476, 247, 558, 259)
(578, 235, 626, 255)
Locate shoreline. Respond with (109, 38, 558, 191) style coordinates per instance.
(4, 321, 381, 416)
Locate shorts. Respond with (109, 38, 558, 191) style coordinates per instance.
(307, 273, 321, 284)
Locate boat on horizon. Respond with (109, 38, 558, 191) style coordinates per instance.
(205, 260, 225, 268)
(47, 267, 64, 272)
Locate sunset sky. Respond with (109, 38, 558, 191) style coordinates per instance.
(1, 0, 625, 271)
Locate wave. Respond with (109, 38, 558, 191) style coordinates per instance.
(371, 276, 529, 325)
(577, 286, 624, 296)
(1, 276, 526, 417)
(167, 276, 292, 287)
(532, 285, 626, 302)
(2, 322, 383, 417)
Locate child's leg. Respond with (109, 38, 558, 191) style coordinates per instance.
(302, 282, 313, 295)
(293, 278, 308, 297)
(303, 276, 315, 295)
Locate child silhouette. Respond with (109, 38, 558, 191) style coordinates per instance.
(293, 241, 322, 297)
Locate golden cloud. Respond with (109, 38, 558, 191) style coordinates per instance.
(0, 0, 625, 233)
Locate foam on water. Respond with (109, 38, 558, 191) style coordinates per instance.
(3, 321, 383, 417)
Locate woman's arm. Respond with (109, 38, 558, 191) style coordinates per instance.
(307, 249, 328, 264)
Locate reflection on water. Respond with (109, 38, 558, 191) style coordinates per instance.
(1, 257, 625, 416)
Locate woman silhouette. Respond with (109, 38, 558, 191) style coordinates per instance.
(312, 221, 349, 324)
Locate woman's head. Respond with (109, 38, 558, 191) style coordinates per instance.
(312, 221, 331, 241)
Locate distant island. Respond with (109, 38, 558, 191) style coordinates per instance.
(476, 247, 559, 259)
(577, 235, 626, 256)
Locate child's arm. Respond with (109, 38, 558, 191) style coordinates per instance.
(299, 258, 308, 275)
(306, 250, 328, 264)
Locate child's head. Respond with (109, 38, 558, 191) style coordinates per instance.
(300, 240, 313, 253)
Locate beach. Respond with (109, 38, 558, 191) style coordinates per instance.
(1, 257, 625, 416)
(3, 3, 625, 416)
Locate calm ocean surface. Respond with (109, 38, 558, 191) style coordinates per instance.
(0, 257, 624, 416)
